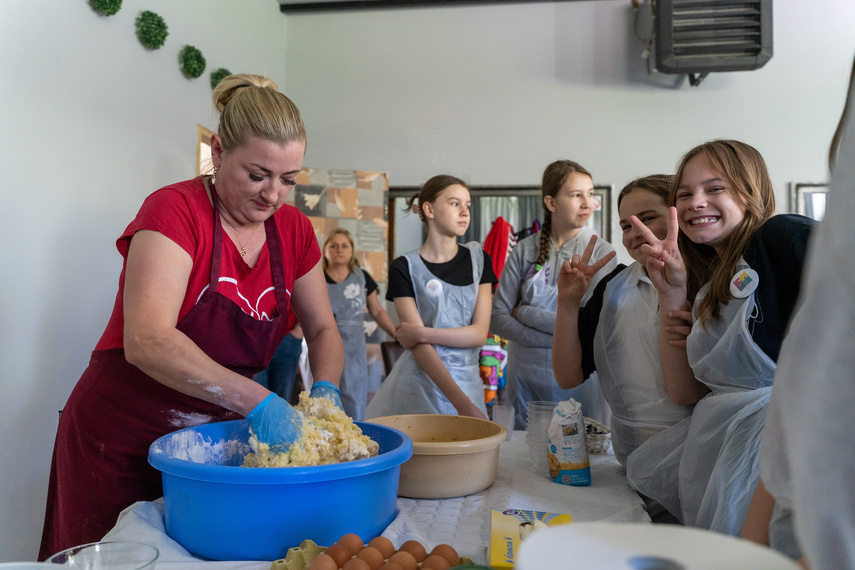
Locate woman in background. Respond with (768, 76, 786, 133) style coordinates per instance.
(491, 160, 617, 429)
(366, 175, 496, 419)
(322, 227, 396, 420)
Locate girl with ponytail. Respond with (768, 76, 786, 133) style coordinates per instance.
(491, 160, 617, 429)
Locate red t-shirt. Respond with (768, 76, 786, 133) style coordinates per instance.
(95, 178, 320, 350)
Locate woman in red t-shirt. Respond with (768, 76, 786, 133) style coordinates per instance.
(39, 74, 345, 558)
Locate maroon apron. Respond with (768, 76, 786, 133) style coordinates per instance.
(39, 187, 292, 558)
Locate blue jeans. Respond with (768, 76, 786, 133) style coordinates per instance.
(254, 333, 302, 402)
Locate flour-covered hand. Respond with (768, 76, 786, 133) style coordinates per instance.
(309, 380, 344, 412)
(246, 393, 303, 451)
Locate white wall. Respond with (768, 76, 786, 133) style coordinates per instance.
(285, 0, 855, 264)
(2, 0, 854, 562)
(0, 0, 287, 561)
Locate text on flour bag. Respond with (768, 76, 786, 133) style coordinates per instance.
(546, 399, 592, 486)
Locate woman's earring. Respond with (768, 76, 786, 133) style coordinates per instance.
(211, 168, 217, 185)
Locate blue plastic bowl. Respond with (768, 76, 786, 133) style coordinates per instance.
(148, 419, 412, 561)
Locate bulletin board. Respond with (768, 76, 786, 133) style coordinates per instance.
(289, 168, 390, 286)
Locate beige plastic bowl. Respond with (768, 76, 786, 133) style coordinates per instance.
(367, 414, 509, 499)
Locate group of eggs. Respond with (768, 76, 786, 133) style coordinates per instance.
(307, 533, 462, 570)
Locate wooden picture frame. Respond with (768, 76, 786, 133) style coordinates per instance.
(196, 125, 215, 177)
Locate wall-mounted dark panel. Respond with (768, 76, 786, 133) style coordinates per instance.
(655, 0, 773, 74)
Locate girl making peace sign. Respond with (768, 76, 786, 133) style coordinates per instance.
(625, 140, 814, 537)
(491, 160, 617, 429)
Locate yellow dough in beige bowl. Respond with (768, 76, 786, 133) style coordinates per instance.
(367, 414, 508, 499)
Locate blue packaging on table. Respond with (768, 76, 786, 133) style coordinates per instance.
(148, 419, 412, 561)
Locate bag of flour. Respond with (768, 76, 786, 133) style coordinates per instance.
(546, 399, 591, 486)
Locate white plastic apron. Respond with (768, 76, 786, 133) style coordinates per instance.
(593, 263, 693, 467)
(506, 238, 610, 429)
(327, 269, 369, 420)
(679, 257, 776, 536)
(365, 243, 488, 418)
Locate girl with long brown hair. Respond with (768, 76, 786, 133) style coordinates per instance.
(626, 140, 814, 537)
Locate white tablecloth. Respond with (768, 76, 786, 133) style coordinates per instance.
(104, 431, 650, 567)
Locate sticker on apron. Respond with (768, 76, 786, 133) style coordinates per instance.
(730, 268, 759, 298)
(425, 278, 443, 297)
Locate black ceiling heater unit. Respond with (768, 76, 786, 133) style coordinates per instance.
(655, 0, 773, 86)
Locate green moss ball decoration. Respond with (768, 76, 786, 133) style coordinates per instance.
(179, 45, 206, 79)
(210, 68, 232, 90)
(135, 11, 168, 50)
(88, 0, 122, 16)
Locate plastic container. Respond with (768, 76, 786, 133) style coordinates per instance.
(584, 416, 612, 454)
(525, 401, 559, 477)
(490, 405, 515, 441)
(46, 541, 158, 569)
(148, 419, 412, 561)
(367, 414, 508, 499)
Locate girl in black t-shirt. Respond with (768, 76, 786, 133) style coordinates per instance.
(366, 175, 496, 419)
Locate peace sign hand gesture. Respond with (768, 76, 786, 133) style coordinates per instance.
(557, 235, 617, 306)
(628, 207, 687, 302)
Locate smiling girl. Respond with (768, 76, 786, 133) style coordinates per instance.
(365, 175, 496, 419)
(626, 140, 814, 536)
(552, 175, 694, 471)
(491, 160, 617, 429)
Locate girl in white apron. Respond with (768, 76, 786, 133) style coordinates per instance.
(322, 228, 396, 420)
(552, 176, 695, 489)
(627, 140, 813, 537)
(366, 175, 495, 419)
(491, 160, 617, 429)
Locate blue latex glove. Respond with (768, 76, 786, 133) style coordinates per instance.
(309, 380, 344, 411)
(246, 394, 303, 451)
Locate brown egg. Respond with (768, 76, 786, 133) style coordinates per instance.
(325, 544, 353, 568)
(377, 564, 404, 570)
(367, 536, 396, 559)
(342, 558, 371, 570)
(356, 546, 385, 569)
(429, 544, 460, 567)
(398, 540, 427, 562)
(387, 550, 418, 570)
(337, 533, 365, 556)
(306, 553, 338, 570)
(420, 554, 451, 570)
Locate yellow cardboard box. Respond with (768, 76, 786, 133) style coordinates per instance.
(489, 508, 573, 569)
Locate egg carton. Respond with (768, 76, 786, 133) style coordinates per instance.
(271, 540, 326, 570)
(268, 539, 477, 569)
